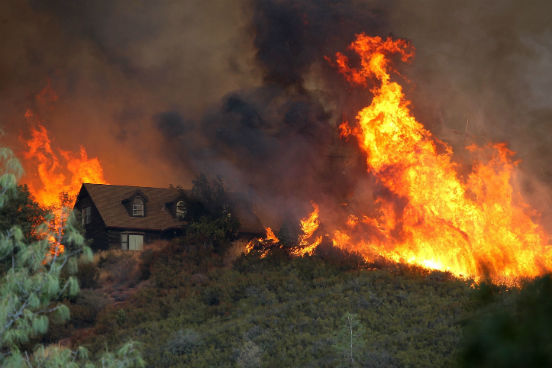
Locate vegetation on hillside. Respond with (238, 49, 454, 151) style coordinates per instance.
(71, 242, 473, 367)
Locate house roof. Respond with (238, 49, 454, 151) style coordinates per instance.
(75, 183, 264, 234)
(78, 183, 182, 231)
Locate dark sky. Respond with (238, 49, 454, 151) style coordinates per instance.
(2, 0, 552, 225)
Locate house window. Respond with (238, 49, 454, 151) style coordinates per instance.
(82, 207, 91, 225)
(132, 197, 144, 217)
(121, 233, 129, 250)
(176, 200, 186, 219)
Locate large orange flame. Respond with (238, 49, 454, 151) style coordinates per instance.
(22, 109, 108, 255)
(331, 34, 552, 284)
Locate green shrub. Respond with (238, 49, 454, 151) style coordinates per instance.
(166, 328, 202, 355)
(459, 275, 552, 367)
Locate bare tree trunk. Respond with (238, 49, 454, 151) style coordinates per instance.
(348, 313, 354, 366)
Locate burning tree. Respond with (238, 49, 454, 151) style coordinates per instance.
(21, 109, 109, 258)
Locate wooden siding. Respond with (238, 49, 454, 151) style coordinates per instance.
(74, 190, 109, 250)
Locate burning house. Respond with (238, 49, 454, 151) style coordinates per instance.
(74, 183, 263, 251)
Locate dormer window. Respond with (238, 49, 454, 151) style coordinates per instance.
(176, 200, 186, 219)
(133, 197, 144, 217)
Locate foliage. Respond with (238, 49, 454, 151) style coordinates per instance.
(0, 146, 144, 367)
(79, 239, 473, 367)
(183, 174, 229, 221)
(459, 275, 552, 367)
(185, 216, 239, 249)
(235, 338, 262, 368)
(0, 185, 47, 242)
(6, 340, 144, 368)
(166, 328, 202, 355)
(314, 241, 366, 271)
(333, 312, 366, 367)
(181, 174, 239, 250)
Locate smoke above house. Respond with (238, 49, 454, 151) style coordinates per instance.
(2, 0, 552, 235)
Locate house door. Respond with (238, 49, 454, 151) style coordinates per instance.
(128, 234, 144, 251)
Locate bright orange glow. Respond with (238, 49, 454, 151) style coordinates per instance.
(299, 203, 320, 241)
(292, 203, 322, 256)
(244, 238, 256, 254)
(265, 227, 279, 243)
(22, 109, 108, 256)
(330, 34, 552, 284)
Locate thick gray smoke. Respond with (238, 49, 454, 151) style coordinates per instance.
(155, 0, 387, 223)
(1, 0, 551, 228)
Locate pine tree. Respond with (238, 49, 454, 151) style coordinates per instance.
(0, 147, 144, 367)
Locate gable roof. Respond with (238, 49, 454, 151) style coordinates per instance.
(75, 183, 264, 234)
(78, 183, 182, 231)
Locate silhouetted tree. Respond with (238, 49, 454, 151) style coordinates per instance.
(183, 174, 239, 250)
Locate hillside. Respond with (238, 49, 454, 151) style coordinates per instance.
(51, 241, 474, 367)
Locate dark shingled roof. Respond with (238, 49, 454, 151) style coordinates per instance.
(81, 183, 182, 231)
(77, 183, 263, 234)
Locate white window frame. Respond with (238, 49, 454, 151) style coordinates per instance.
(132, 197, 144, 217)
(176, 200, 186, 219)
